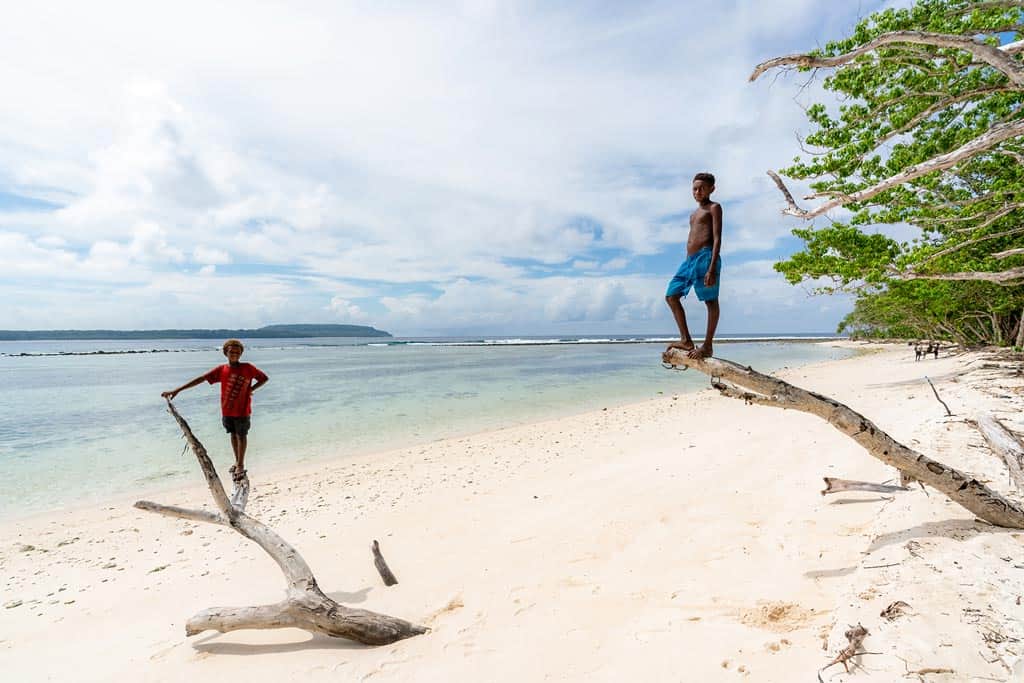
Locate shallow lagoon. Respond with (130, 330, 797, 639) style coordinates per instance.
(0, 336, 851, 518)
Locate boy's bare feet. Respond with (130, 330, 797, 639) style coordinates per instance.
(667, 340, 695, 351)
(687, 343, 713, 359)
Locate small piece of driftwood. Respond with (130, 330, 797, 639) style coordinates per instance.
(135, 399, 426, 645)
(372, 540, 399, 586)
(924, 376, 953, 416)
(821, 477, 909, 496)
(818, 623, 869, 682)
(880, 600, 912, 621)
(976, 414, 1024, 492)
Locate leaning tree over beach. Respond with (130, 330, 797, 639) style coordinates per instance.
(754, 0, 1024, 346)
(665, 0, 1024, 531)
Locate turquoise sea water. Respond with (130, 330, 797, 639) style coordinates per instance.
(0, 335, 851, 519)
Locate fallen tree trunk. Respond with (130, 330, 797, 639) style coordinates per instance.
(135, 399, 427, 645)
(976, 414, 1024, 493)
(662, 349, 1024, 528)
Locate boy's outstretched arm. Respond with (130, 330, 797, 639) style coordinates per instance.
(704, 203, 723, 287)
(161, 375, 207, 400)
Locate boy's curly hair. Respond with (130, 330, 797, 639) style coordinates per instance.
(222, 338, 244, 353)
(693, 172, 715, 185)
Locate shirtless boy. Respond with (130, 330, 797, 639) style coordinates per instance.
(665, 172, 722, 359)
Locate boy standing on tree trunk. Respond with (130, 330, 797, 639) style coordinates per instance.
(666, 172, 723, 358)
(162, 339, 269, 481)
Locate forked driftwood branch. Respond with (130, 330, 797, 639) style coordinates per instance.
(135, 399, 427, 645)
(821, 477, 909, 496)
(976, 414, 1024, 492)
(662, 350, 1024, 528)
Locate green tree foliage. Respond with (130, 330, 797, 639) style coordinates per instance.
(755, 0, 1024, 345)
(839, 280, 1023, 345)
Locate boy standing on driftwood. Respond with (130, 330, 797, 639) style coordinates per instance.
(162, 339, 269, 481)
(666, 172, 723, 359)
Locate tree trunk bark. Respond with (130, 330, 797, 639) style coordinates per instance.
(1017, 305, 1024, 349)
(662, 349, 1024, 528)
(135, 400, 427, 645)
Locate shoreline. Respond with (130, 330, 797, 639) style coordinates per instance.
(1, 341, 856, 526)
(0, 336, 849, 357)
(4, 342, 1021, 680)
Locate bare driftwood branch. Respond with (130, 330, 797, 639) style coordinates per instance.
(662, 350, 1024, 528)
(976, 414, 1024, 492)
(821, 477, 909, 496)
(762, 118, 1024, 218)
(924, 376, 953, 416)
(994, 247, 1024, 259)
(135, 399, 427, 645)
(371, 540, 399, 586)
(750, 31, 1024, 86)
(133, 501, 226, 526)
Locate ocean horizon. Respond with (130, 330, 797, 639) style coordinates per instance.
(0, 333, 852, 520)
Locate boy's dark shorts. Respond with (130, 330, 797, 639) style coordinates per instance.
(222, 416, 251, 436)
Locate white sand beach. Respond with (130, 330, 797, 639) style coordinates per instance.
(2, 343, 1023, 682)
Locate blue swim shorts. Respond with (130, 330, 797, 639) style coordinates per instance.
(665, 248, 721, 301)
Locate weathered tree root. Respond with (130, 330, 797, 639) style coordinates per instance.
(662, 350, 1024, 529)
(135, 399, 427, 645)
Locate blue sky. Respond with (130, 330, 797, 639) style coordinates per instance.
(0, 1, 911, 335)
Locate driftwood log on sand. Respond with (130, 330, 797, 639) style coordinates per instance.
(820, 477, 909, 496)
(662, 349, 1024, 529)
(976, 414, 1024, 493)
(134, 399, 427, 645)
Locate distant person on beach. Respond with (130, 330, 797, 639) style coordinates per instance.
(161, 339, 269, 482)
(666, 171, 722, 359)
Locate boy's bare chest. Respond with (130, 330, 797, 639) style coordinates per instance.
(689, 208, 713, 230)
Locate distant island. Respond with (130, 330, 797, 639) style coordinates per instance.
(0, 324, 392, 341)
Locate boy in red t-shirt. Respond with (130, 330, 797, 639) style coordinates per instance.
(162, 339, 269, 481)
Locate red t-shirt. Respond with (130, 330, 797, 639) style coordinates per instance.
(204, 362, 268, 417)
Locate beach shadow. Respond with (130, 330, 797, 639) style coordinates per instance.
(866, 369, 965, 388)
(866, 519, 1015, 553)
(325, 586, 373, 604)
(827, 496, 893, 505)
(192, 631, 373, 655)
(803, 566, 857, 580)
